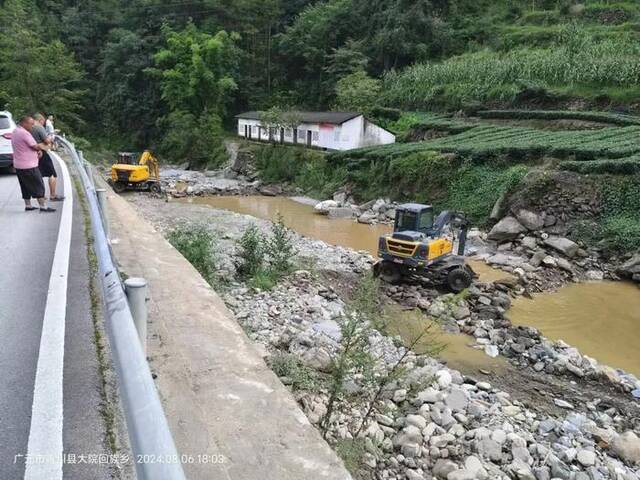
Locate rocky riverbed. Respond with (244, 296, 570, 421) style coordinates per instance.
(126, 193, 640, 480)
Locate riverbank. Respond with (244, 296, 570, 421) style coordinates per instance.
(125, 192, 640, 480)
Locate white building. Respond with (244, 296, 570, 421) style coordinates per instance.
(235, 111, 396, 151)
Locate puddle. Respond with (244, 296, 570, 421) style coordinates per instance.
(510, 282, 640, 377)
(385, 309, 507, 375)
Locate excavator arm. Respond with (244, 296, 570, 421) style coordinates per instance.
(138, 150, 160, 181)
(431, 211, 469, 256)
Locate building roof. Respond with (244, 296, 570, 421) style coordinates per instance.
(235, 111, 362, 125)
(398, 203, 432, 212)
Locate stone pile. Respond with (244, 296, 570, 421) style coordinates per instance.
(223, 272, 640, 480)
(160, 167, 259, 196)
(314, 190, 398, 224)
(475, 208, 618, 289)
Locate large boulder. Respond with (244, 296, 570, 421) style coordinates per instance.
(314, 200, 338, 214)
(543, 236, 579, 258)
(488, 217, 527, 242)
(618, 254, 640, 279)
(516, 209, 544, 231)
(611, 431, 640, 465)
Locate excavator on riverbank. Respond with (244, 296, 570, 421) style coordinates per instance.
(109, 150, 161, 194)
(373, 203, 475, 292)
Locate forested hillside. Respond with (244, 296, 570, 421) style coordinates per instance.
(1, 0, 640, 163)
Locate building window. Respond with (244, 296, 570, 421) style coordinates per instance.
(334, 129, 340, 142)
(312, 131, 319, 142)
(298, 130, 306, 142)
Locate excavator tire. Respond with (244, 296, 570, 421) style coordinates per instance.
(149, 183, 161, 194)
(113, 181, 127, 194)
(376, 261, 403, 284)
(447, 267, 472, 293)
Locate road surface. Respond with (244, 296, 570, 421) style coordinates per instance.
(0, 156, 119, 479)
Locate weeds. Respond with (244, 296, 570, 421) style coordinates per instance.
(235, 215, 297, 290)
(269, 353, 326, 393)
(167, 224, 218, 285)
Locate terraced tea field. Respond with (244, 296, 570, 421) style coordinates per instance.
(335, 111, 640, 174)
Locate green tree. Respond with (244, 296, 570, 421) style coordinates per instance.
(0, 0, 86, 129)
(334, 70, 381, 115)
(151, 23, 241, 118)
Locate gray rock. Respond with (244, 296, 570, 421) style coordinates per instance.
(618, 254, 640, 278)
(577, 449, 596, 467)
(484, 345, 499, 358)
(543, 236, 579, 258)
(357, 211, 377, 224)
(314, 199, 338, 214)
(406, 414, 427, 430)
(327, 207, 355, 219)
(533, 466, 550, 480)
(311, 320, 342, 342)
(611, 431, 640, 465)
(553, 399, 575, 410)
(521, 236, 538, 249)
(475, 438, 503, 462)
(556, 257, 573, 272)
(406, 470, 424, 480)
(488, 217, 527, 242)
(529, 251, 547, 268)
(433, 459, 459, 479)
(516, 209, 544, 231)
(464, 455, 488, 480)
(401, 443, 422, 458)
(393, 389, 408, 403)
(445, 388, 469, 413)
(447, 470, 476, 480)
(301, 347, 332, 372)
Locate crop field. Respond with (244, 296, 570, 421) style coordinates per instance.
(332, 110, 640, 176)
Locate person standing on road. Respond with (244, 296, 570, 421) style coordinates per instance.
(11, 115, 56, 212)
(33, 113, 64, 201)
(45, 114, 57, 150)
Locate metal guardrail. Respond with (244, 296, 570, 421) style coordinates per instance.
(57, 137, 187, 480)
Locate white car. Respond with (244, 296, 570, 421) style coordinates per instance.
(0, 111, 16, 170)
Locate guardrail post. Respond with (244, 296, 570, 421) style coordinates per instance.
(124, 278, 148, 354)
(95, 188, 109, 238)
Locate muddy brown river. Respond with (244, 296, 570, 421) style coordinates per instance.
(185, 195, 640, 376)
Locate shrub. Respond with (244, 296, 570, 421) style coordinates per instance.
(602, 215, 640, 251)
(266, 214, 297, 276)
(235, 224, 264, 278)
(167, 224, 217, 285)
(269, 353, 325, 392)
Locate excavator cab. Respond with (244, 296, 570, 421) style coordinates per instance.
(110, 150, 161, 194)
(374, 203, 475, 292)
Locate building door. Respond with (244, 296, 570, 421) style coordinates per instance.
(244, 125, 248, 138)
(293, 129, 298, 144)
(306, 130, 312, 146)
(280, 127, 285, 144)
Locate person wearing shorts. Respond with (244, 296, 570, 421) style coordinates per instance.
(11, 115, 55, 212)
(33, 113, 63, 201)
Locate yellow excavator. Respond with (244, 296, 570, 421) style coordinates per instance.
(110, 150, 161, 194)
(373, 204, 476, 292)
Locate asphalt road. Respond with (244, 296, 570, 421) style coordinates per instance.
(0, 159, 117, 480)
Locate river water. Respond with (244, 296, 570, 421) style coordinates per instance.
(184, 195, 640, 376)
